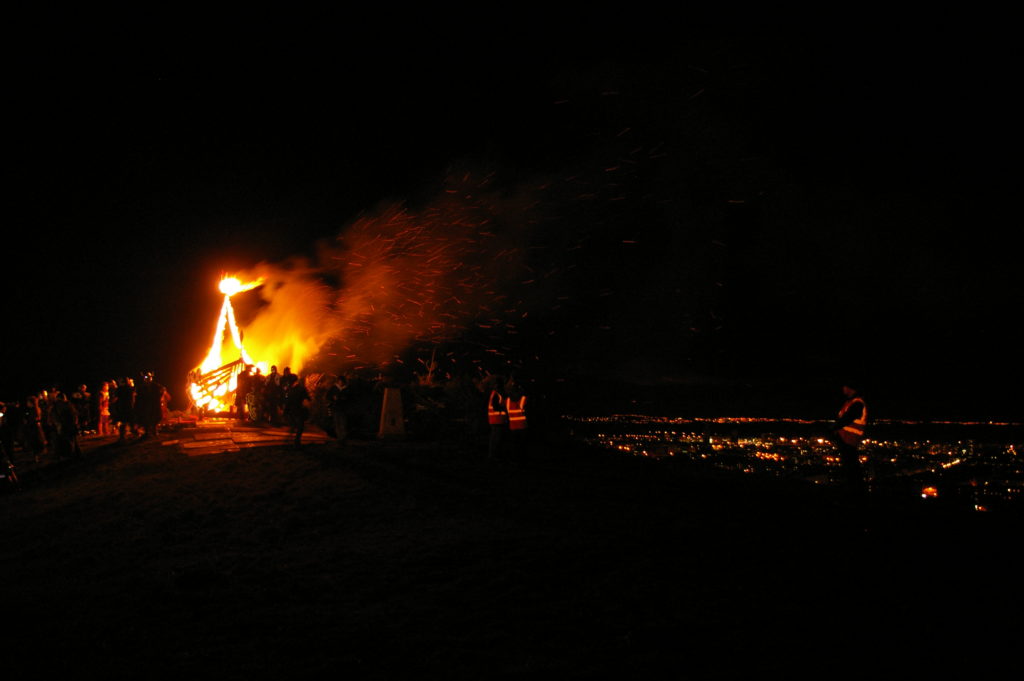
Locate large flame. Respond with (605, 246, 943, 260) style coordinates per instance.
(189, 276, 266, 412)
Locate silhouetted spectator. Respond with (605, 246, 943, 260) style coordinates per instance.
(264, 365, 284, 426)
(115, 377, 137, 441)
(249, 367, 265, 422)
(136, 372, 165, 439)
(71, 384, 93, 434)
(22, 396, 46, 462)
(325, 374, 350, 449)
(50, 391, 81, 458)
(0, 402, 14, 465)
(832, 383, 868, 496)
(486, 375, 507, 460)
(283, 374, 310, 448)
(38, 390, 56, 456)
(235, 365, 253, 422)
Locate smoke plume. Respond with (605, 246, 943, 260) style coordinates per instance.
(233, 169, 548, 375)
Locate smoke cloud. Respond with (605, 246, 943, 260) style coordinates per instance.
(233, 168, 549, 375)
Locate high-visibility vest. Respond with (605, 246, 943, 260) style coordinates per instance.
(488, 390, 507, 425)
(838, 397, 867, 446)
(506, 396, 527, 430)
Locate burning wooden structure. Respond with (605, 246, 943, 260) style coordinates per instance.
(188, 276, 266, 414)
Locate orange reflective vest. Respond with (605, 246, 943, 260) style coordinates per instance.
(837, 397, 867, 446)
(506, 396, 527, 430)
(488, 390, 507, 425)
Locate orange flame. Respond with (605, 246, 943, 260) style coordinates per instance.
(219, 276, 264, 297)
(189, 276, 267, 412)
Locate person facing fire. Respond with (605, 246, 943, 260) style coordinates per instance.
(50, 391, 81, 458)
(38, 390, 55, 456)
(0, 402, 14, 466)
(833, 383, 868, 493)
(136, 372, 165, 439)
(160, 384, 172, 425)
(264, 365, 284, 426)
(71, 384, 92, 434)
(23, 396, 46, 462)
(248, 367, 265, 422)
(115, 377, 137, 441)
(235, 365, 253, 422)
(283, 373, 311, 448)
(487, 375, 507, 460)
(326, 374, 350, 450)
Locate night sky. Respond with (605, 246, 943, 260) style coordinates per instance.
(6, 37, 1021, 420)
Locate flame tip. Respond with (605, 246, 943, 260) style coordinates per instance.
(219, 275, 264, 296)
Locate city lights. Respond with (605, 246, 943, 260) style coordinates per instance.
(564, 414, 1024, 509)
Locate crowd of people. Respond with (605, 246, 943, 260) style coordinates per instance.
(0, 372, 171, 471)
(228, 363, 533, 455)
(228, 364, 313, 447)
(2, 358, 535, 488)
(231, 364, 305, 428)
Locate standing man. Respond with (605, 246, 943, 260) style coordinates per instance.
(50, 392, 82, 458)
(249, 367, 265, 423)
(0, 402, 18, 490)
(0, 402, 15, 466)
(283, 374, 311, 449)
(833, 383, 868, 494)
(235, 365, 253, 422)
(505, 374, 527, 460)
(265, 365, 283, 426)
(71, 385, 93, 434)
(136, 372, 165, 440)
(326, 374, 350, 450)
(117, 377, 138, 441)
(487, 375, 507, 460)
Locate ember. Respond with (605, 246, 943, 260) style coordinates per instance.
(189, 276, 266, 413)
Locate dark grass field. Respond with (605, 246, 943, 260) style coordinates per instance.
(3, 429, 1020, 678)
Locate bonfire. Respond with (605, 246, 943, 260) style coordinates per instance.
(188, 276, 267, 413)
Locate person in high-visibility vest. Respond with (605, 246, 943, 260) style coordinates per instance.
(833, 383, 868, 492)
(487, 376, 507, 460)
(506, 394, 527, 431)
(505, 375, 527, 460)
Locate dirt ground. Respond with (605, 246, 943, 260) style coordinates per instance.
(3, 425, 1020, 678)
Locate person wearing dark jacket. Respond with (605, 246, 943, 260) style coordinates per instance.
(486, 376, 507, 460)
(283, 374, 311, 448)
(114, 378, 137, 441)
(833, 383, 868, 493)
(325, 375, 350, 450)
(50, 392, 82, 458)
(0, 402, 15, 465)
(136, 372, 165, 439)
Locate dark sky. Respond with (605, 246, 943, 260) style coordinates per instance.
(6, 37, 1021, 419)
